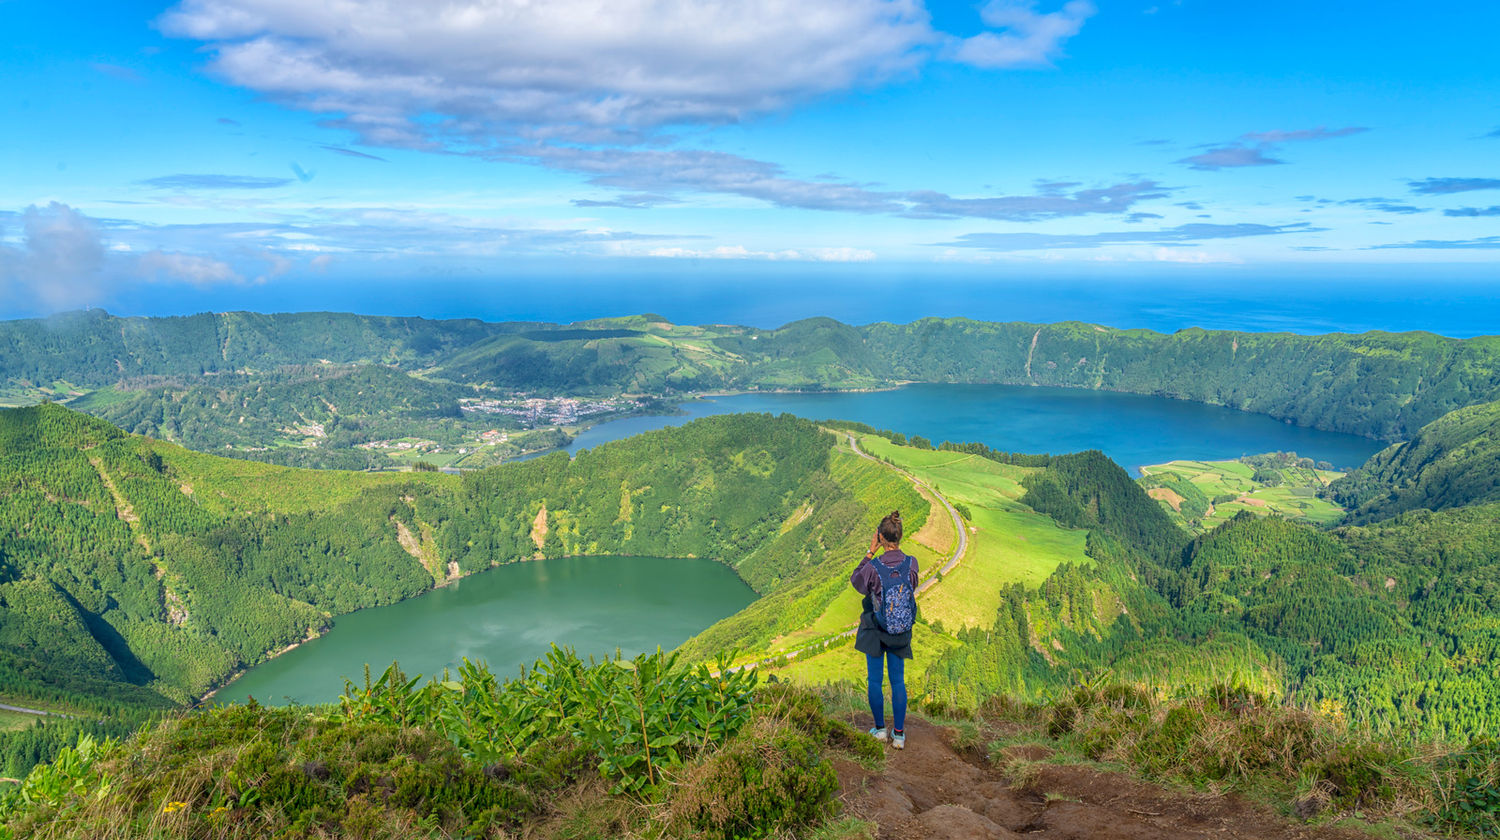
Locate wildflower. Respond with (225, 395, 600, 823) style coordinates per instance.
(162, 800, 188, 814)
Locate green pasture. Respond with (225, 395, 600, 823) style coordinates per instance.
(767, 432, 1091, 662)
(858, 434, 1089, 631)
(920, 504, 1089, 630)
(768, 621, 961, 697)
(1139, 459, 1346, 529)
(0, 708, 42, 732)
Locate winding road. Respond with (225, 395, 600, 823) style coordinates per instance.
(726, 433, 972, 672)
(843, 433, 968, 592)
(0, 701, 59, 717)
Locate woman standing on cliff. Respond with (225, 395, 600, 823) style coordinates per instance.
(850, 510, 918, 750)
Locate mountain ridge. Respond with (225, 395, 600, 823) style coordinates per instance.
(7, 310, 1500, 442)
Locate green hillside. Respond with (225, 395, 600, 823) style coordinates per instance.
(0, 405, 913, 777)
(6, 403, 1500, 837)
(7, 311, 1500, 445)
(1139, 454, 1346, 531)
(0, 310, 525, 390)
(1328, 399, 1500, 523)
(915, 441, 1500, 741)
(70, 365, 477, 469)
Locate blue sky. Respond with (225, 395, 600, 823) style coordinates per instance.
(1, 0, 1497, 328)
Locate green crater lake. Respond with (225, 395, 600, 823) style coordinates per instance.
(214, 556, 755, 706)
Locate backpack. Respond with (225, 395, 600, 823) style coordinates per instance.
(874, 554, 916, 635)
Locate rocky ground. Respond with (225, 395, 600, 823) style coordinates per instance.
(835, 717, 1387, 840)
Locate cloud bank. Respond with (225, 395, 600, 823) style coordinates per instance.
(158, 0, 948, 148)
(1178, 126, 1368, 171)
(0, 203, 254, 313)
(1408, 177, 1500, 195)
(157, 0, 1112, 219)
(935, 222, 1321, 251)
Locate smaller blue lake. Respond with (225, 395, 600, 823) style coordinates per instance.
(535, 384, 1385, 474)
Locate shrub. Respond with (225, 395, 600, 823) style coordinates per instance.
(1430, 738, 1500, 837)
(1316, 743, 1399, 808)
(665, 717, 837, 840)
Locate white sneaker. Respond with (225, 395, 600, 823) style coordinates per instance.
(892, 730, 906, 750)
(869, 726, 888, 742)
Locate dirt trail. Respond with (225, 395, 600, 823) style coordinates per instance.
(835, 717, 1372, 840)
(87, 454, 150, 553)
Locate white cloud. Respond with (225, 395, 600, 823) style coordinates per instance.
(1150, 247, 1241, 263)
(159, 0, 937, 148)
(0, 203, 108, 312)
(137, 250, 244, 285)
(159, 0, 1097, 151)
(645, 245, 875, 261)
(807, 246, 877, 262)
(0, 204, 301, 314)
(156, 1, 1110, 218)
(950, 0, 1095, 68)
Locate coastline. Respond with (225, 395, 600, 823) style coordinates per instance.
(197, 628, 325, 706)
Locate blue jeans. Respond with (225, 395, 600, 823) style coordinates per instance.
(866, 651, 907, 731)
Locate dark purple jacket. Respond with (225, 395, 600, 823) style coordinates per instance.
(850, 549, 920, 612)
(851, 549, 920, 658)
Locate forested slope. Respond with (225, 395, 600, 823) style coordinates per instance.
(0, 309, 531, 387)
(920, 438, 1500, 742)
(70, 365, 477, 470)
(6, 311, 1500, 443)
(859, 319, 1500, 439)
(0, 405, 914, 775)
(1327, 399, 1500, 523)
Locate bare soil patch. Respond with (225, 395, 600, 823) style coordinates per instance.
(1146, 487, 1185, 512)
(836, 716, 1377, 840)
(531, 504, 549, 550)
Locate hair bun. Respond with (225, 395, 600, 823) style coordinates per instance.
(890, 510, 901, 521)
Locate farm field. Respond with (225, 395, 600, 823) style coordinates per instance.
(1138, 458, 1346, 530)
(0, 709, 39, 732)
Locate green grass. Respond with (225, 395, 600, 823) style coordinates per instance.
(771, 621, 962, 696)
(920, 504, 1089, 630)
(763, 432, 1091, 693)
(0, 709, 41, 732)
(856, 435, 1089, 631)
(1139, 459, 1346, 530)
(160, 440, 453, 515)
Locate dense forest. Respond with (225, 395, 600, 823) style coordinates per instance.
(0, 405, 915, 776)
(1326, 398, 1500, 523)
(5, 311, 1500, 445)
(921, 422, 1500, 743)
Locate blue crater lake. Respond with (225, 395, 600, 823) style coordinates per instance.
(547, 383, 1387, 475)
